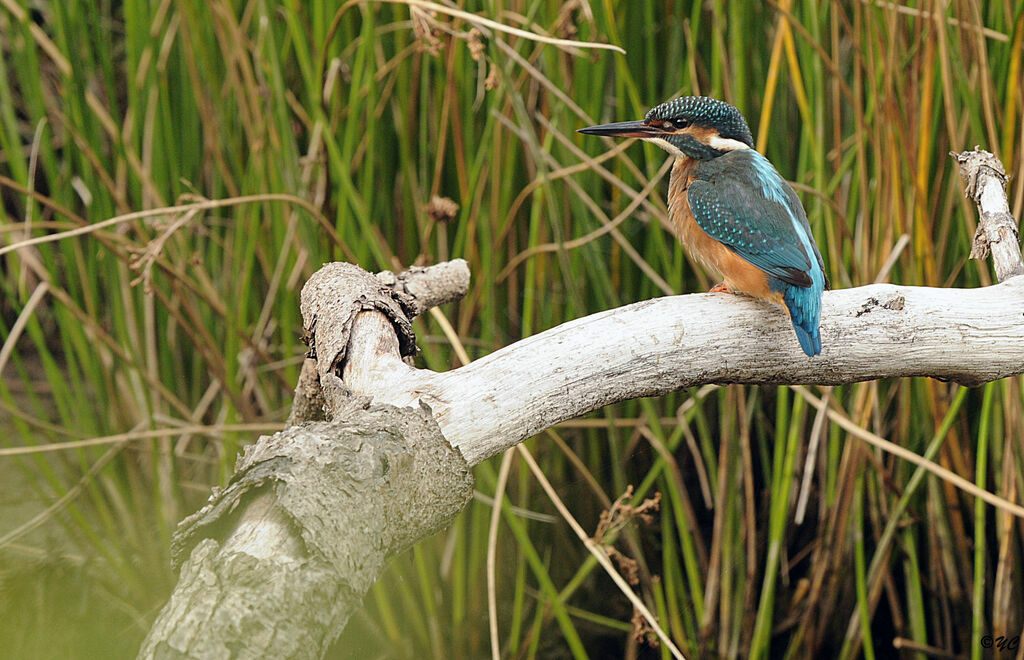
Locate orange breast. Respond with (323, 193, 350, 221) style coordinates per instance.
(667, 158, 782, 304)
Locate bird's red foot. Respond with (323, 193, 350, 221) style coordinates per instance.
(709, 282, 733, 293)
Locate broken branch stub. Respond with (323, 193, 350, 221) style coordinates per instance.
(293, 259, 471, 424)
(376, 258, 471, 318)
(300, 262, 419, 385)
(951, 147, 1024, 282)
(141, 261, 476, 658)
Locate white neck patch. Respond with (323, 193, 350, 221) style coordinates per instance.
(643, 137, 686, 159)
(643, 134, 750, 159)
(708, 135, 751, 151)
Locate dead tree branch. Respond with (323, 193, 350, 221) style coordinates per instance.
(141, 152, 1023, 658)
(341, 278, 1024, 466)
(138, 262, 474, 659)
(952, 147, 1024, 280)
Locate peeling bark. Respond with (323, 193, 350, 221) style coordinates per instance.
(139, 263, 474, 659)
(952, 147, 1024, 281)
(139, 403, 473, 659)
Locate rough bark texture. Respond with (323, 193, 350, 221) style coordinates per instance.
(139, 263, 474, 660)
(299, 262, 419, 383)
(139, 401, 473, 659)
(952, 147, 1024, 281)
(285, 358, 325, 425)
(376, 258, 471, 317)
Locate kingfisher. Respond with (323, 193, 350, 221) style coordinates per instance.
(578, 96, 827, 356)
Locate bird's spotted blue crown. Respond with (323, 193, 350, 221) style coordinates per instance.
(645, 96, 754, 148)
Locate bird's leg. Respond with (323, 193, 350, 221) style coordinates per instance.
(709, 282, 733, 293)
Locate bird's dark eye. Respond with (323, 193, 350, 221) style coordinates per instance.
(671, 118, 690, 129)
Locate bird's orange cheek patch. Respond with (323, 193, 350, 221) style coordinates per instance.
(678, 125, 718, 143)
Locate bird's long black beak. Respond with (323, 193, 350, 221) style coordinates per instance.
(577, 120, 661, 139)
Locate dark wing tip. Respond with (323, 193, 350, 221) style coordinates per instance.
(780, 267, 813, 288)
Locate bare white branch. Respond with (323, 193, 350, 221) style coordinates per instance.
(343, 278, 1024, 465)
(952, 147, 1024, 280)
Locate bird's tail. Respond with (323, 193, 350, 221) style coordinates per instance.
(783, 283, 823, 357)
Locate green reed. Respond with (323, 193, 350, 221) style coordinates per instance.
(0, 1, 1021, 657)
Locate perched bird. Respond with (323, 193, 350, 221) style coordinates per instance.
(578, 96, 827, 356)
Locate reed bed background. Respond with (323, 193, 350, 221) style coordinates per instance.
(1, 1, 1022, 657)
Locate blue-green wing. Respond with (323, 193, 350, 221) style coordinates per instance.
(689, 150, 818, 288)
